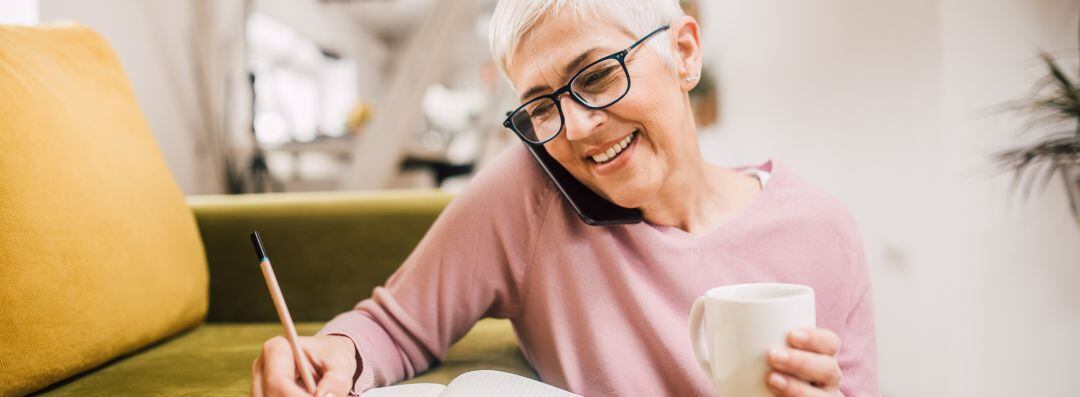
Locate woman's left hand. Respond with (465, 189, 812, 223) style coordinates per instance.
(766, 327, 844, 397)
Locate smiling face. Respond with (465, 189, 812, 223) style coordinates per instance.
(506, 13, 702, 209)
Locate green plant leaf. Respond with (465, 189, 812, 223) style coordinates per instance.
(992, 51, 1079, 196)
(1041, 52, 1077, 99)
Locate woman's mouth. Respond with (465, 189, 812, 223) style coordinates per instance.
(587, 131, 637, 175)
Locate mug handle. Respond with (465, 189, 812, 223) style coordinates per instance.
(688, 296, 712, 376)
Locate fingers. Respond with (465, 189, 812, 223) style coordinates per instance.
(252, 355, 265, 397)
(767, 371, 835, 397)
(260, 336, 312, 397)
(313, 367, 353, 397)
(768, 327, 844, 396)
(254, 335, 358, 397)
(308, 336, 357, 397)
(788, 327, 841, 357)
(768, 346, 843, 387)
(302, 344, 321, 383)
(297, 343, 320, 386)
(304, 338, 349, 397)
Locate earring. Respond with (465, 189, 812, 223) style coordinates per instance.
(685, 74, 700, 82)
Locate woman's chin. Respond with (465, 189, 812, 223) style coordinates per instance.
(599, 187, 649, 209)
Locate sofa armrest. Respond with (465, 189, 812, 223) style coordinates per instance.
(188, 190, 453, 323)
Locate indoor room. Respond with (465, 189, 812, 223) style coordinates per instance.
(1, 0, 1078, 396)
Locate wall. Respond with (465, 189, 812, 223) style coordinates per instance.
(701, 0, 1080, 396)
(938, 1, 1080, 396)
(0, 0, 38, 24)
(39, 0, 212, 193)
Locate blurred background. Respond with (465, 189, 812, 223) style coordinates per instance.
(3, 0, 1080, 395)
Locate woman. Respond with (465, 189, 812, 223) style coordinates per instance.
(252, 0, 878, 396)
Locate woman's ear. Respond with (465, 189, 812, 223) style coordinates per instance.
(671, 15, 703, 92)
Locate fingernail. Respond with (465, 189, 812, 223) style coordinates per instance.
(325, 393, 335, 397)
(770, 347, 789, 363)
(792, 329, 809, 343)
(769, 372, 787, 388)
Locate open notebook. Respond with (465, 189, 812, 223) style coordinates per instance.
(362, 370, 582, 397)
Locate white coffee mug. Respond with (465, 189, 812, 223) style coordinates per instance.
(689, 283, 816, 397)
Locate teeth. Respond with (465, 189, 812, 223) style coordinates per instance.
(590, 132, 636, 164)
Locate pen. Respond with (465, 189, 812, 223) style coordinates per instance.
(250, 231, 317, 394)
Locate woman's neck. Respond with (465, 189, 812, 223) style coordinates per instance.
(639, 157, 761, 236)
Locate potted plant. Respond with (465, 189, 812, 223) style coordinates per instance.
(997, 49, 1080, 226)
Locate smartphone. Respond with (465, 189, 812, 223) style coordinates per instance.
(522, 142, 643, 226)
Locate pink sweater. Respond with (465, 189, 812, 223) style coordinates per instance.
(318, 145, 879, 396)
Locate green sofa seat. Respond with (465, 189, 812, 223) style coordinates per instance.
(21, 191, 538, 395)
(37, 319, 534, 396)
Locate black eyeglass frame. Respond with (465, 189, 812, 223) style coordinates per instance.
(502, 25, 671, 145)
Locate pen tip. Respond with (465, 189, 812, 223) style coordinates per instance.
(250, 231, 267, 261)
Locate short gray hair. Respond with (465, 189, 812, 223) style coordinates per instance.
(488, 0, 685, 82)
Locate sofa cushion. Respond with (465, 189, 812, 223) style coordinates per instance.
(188, 191, 453, 323)
(36, 319, 535, 395)
(0, 24, 208, 395)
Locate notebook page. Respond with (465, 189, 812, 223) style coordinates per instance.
(362, 383, 445, 397)
(439, 370, 582, 397)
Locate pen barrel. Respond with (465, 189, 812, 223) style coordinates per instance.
(259, 259, 317, 393)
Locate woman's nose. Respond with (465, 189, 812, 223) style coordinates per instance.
(559, 95, 603, 141)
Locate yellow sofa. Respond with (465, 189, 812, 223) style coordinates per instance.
(0, 24, 534, 396)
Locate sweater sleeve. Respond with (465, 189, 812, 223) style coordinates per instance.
(835, 225, 880, 397)
(316, 146, 553, 394)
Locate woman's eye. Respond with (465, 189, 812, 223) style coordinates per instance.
(531, 103, 555, 118)
(580, 66, 617, 90)
(585, 70, 608, 85)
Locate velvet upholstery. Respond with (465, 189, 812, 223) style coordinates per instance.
(37, 319, 533, 396)
(188, 191, 452, 323)
(0, 24, 207, 396)
(1, 24, 534, 396)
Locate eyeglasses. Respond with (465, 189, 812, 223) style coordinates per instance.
(502, 25, 670, 145)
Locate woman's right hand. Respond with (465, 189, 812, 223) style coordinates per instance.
(252, 334, 359, 397)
